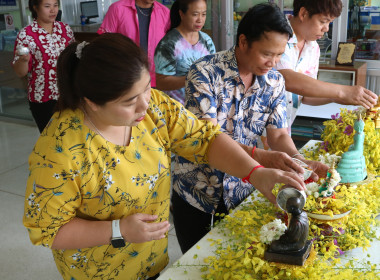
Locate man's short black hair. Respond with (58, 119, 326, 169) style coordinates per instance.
(293, 0, 342, 18)
(236, 3, 293, 47)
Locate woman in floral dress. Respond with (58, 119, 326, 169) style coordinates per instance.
(12, 0, 74, 132)
(23, 33, 306, 280)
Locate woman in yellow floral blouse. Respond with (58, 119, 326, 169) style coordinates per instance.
(23, 33, 306, 280)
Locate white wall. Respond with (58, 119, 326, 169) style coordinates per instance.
(61, 0, 118, 25)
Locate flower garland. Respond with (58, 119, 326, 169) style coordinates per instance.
(304, 184, 353, 216)
(259, 219, 287, 244)
(199, 179, 380, 279)
(304, 108, 380, 173)
(306, 168, 341, 198)
(194, 109, 380, 279)
(169, 109, 380, 279)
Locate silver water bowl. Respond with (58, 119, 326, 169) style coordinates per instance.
(276, 186, 306, 212)
(292, 158, 313, 181)
(17, 47, 30, 56)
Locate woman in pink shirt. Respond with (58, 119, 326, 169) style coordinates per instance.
(12, 0, 74, 132)
(98, 0, 170, 88)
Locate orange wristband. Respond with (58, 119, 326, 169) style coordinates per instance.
(251, 146, 256, 158)
(242, 165, 265, 184)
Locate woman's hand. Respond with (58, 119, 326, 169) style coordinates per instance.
(292, 153, 329, 182)
(254, 149, 304, 174)
(120, 213, 170, 243)
(13, 53, 31, 77)
(302, 159, 329, 181)
(18, 53, 31, 63)
(249, 167, 306, 205)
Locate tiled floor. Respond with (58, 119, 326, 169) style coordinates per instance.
(0, 121, 182, 280)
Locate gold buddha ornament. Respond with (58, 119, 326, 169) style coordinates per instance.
(366, 100, 380, 129)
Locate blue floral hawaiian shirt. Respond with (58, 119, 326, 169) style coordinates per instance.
(172, 47, 288, 213)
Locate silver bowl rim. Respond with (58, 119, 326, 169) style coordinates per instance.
(276, 187, 307, 212)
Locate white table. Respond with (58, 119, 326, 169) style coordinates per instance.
(159, 141, 380, 279)
(158, 200, 380, 280)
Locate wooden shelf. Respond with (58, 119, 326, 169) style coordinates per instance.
(297, 60, 368, 119)
(319, 60, 367, 87)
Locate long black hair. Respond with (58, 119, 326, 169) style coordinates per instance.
(56, 33, 149, 111)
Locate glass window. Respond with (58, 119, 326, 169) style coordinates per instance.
(0, 1, 33, 122)
(347, 1, 380, 61)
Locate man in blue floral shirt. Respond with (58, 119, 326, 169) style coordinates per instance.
(172, 3, 328, 253)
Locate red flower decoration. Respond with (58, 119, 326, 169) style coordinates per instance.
(304, 178, 314, 184)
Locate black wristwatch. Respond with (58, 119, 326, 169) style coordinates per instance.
(111, 219, 126, 248)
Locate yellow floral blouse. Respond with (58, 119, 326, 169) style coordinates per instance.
(23, 89, 221, 280)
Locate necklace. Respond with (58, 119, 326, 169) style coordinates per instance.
(136, 5, 152, 17)
(83, 108, 128, 146)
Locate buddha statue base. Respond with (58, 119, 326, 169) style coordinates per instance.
(336, 163, 367, 183)
(336, 118, 367, 183)
(264, 240, 313, 266)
